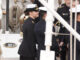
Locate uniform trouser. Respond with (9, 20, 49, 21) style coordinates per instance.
(37, 49, 40, 60)
(60, 51, 66, 60)
(20, 55, 35, 60)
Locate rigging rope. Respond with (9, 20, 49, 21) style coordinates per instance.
(74, 0, 77, 60)
(70, 0, 73, 60)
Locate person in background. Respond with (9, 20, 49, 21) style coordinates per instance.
(67, 4, 80, 60)
(54, 0, 79, 60)
(54, 0, 71, 60)
(75, 12, 80, 60)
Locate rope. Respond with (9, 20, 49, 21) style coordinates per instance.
(70, 0, 73, 60)
(74, 0, 77, 60)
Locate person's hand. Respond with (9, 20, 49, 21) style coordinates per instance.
(67, 44, 69, 48)
(59, 42, 64, 47)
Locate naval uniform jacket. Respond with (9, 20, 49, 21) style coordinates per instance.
(54, 4, 70, 24)
(18, 17, 37, 57)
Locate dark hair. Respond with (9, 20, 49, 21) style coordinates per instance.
(39, 10, 47, 17)
(24, 11, 33, 15)
(77, 13, 80, 15)
(24, 12, 29, 15)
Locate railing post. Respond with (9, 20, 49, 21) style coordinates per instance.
(45, 0, 54, 51)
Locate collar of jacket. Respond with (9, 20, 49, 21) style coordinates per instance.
(28, 17, 35, 24)
(61, 3, 70, 9)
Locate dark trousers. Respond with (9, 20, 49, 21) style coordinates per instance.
(60, 45, 67, 60)
(20, 56, 35, 60)
(60, 52, 66, 60)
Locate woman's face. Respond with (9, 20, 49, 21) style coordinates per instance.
(30, 11, 39, 18)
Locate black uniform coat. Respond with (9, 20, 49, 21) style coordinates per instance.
(34, 19, 59, 60)
(54, 4, 70, 24)
(18, 17, 37, 57)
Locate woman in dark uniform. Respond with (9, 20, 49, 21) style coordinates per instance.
(34, 7, 59, 60)
(18, 4, 39, 60)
